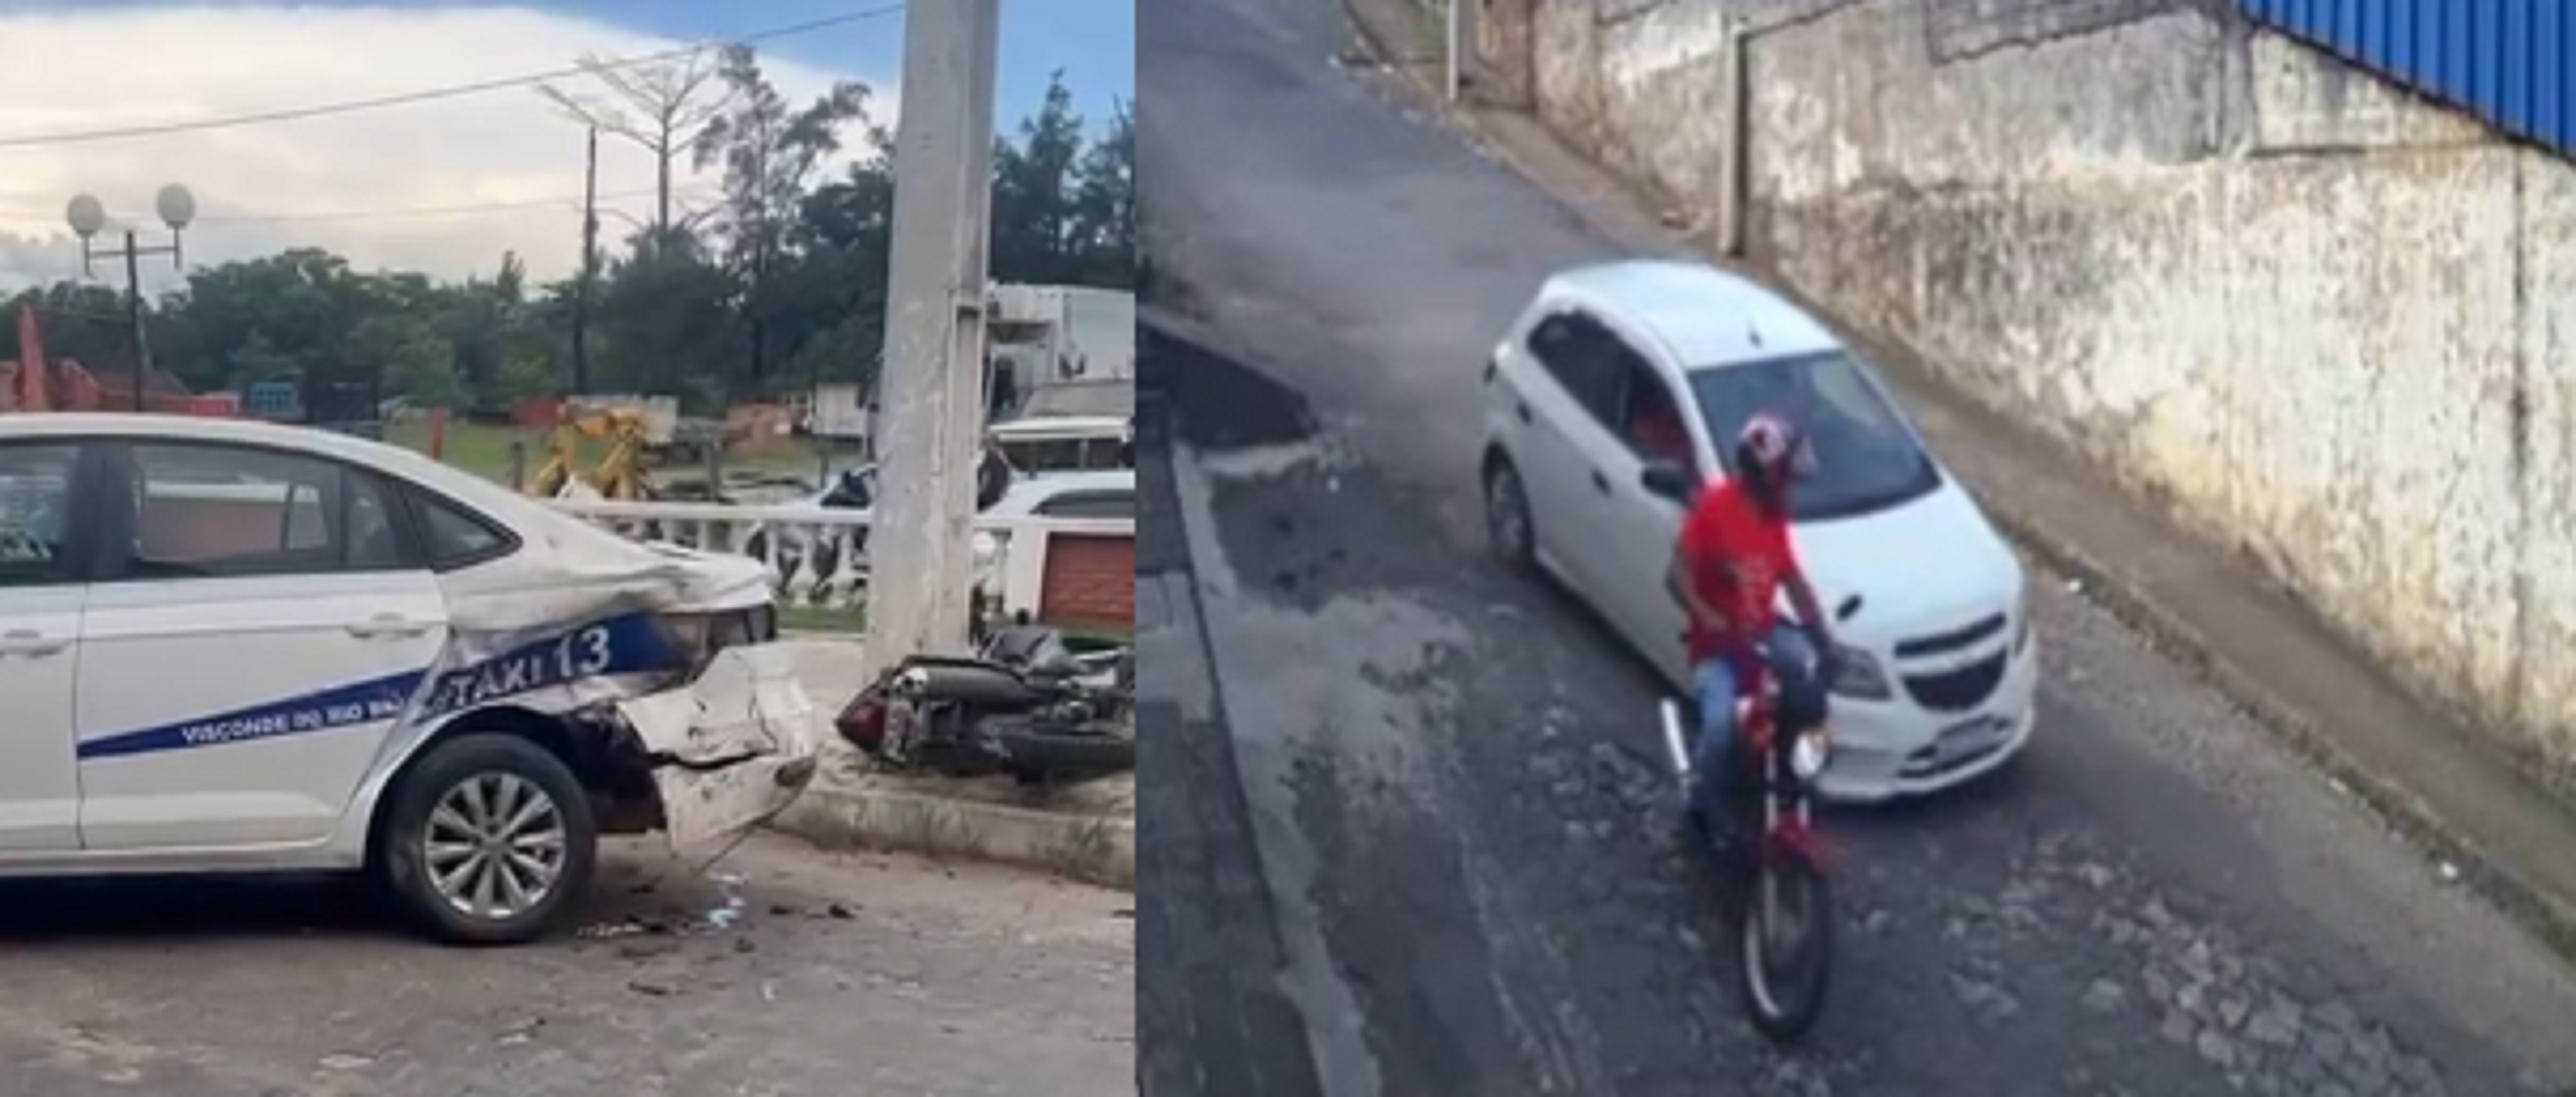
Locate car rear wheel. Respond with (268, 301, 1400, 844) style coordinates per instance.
(374, 733, 598, 946)
(1484, 457, 1537, 572)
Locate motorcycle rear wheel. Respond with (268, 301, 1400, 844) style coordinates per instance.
(990, 720, 1138, 785)
(1737, 850, 1833, 1043)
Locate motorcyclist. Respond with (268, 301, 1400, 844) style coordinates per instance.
(1667, 411, 1840, 843)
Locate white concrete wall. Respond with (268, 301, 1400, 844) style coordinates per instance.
(1521, 0, 2576, 791)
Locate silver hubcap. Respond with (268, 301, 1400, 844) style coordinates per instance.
(423, 773, 568, 922)
(1488, 470, 1529, 556)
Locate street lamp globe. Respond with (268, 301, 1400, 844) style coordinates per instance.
(155, 184, 196, 231)
(65, 193, 105, 239)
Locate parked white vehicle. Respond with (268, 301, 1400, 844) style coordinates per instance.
(969, 469, 1136, 566)
(988, 415, 1134, 474)
(0, 414, 817, 943)
(1478, 260, 2037, 801)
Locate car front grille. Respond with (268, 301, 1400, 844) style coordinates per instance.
(1903, 651, 2008, 713)
(1894, 612, 2008, 659)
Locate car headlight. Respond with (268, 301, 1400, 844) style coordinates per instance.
(1789, 728, 1833, 782)
(1827, 645, 1892, 701)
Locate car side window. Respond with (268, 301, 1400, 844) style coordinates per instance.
(124, 443, 403, 579)
(0, 443, 79, 588)
(1615, 359, 1697, 475)
(410, 489, 513, 571)
(1034, 491, 1135, 520)
(1523, 311, 1623, 423)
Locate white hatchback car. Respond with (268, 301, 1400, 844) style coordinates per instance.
(0, 414, 818, 943)
(1478, 260, 2037, 800)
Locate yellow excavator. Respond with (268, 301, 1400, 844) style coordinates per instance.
(526, 407, 656, 500)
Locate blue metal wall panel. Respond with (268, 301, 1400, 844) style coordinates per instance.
(2238, 0, 2576, 155)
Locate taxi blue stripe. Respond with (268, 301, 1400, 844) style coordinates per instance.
(78, 670, 427, 760)
(77, 611, 683, 760)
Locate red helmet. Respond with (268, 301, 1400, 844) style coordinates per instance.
(1736, 412, 1815, 481)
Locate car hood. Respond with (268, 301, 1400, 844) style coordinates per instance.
(1788, 478, 2023, 646)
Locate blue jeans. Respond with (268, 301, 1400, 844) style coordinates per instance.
(1688, 628, 1820, 828)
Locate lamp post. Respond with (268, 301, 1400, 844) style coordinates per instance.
(65, 185, 195, 413)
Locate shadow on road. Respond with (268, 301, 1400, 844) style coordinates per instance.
(0, 848, 745, 946)
(0, 873, 383, 945)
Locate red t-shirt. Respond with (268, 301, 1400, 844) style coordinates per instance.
(1677, 480, 1800, 665)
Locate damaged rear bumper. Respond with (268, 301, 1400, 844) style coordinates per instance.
(611, 642, 820, 850)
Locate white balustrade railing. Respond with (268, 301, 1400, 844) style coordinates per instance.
(545, 497, 1134, 621)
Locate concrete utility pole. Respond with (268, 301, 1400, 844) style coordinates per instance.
(573, 126, 600, 394)
(864, 0, 1001, 672)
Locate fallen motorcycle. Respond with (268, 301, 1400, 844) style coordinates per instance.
(834, 622, 1134, 786)
(1659, 605, 1857, 1043)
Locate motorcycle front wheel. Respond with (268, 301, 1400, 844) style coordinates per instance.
(1737, 850, 1834, 1043)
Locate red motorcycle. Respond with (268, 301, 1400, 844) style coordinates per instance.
(1660, 643, 1839, 1042)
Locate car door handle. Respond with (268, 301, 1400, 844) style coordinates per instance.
(347, 615, 433, 639)
(1592, 469, 1611, 494)
(0, 629, 68, 657)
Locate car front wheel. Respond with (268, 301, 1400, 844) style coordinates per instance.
(1484, 456, 1537, 572)
(375, 733, 599, 946)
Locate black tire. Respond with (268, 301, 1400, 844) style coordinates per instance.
(373, 733, 599, 946)
(1737, 852, 1834, 1042)
(990, 722, 1137, 784)
(1483, 455, 1538, 573)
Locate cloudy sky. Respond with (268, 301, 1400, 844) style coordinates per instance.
(0, 0, 1134, 293)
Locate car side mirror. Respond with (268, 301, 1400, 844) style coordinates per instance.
(1836, 594, 1864, 622)
(1639, 459, 1695, 503)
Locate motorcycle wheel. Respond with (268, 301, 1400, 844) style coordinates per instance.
(1737, 849, 1833, 1043)
(990, 721, 1138, 785)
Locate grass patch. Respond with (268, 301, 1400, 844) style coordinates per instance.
(1062, 623, 1138, 646)
(781, 604, 870, 634)
(383, 420, 559, 485)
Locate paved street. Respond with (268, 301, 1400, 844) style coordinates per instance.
(1135, 1, 2576, 1094)
(0, 835, 1133, 1095)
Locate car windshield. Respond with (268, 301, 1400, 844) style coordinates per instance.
(1687, 350, 1941, 521)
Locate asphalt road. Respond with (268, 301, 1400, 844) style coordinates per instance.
(1136, 1, 2576, 1094)
(0, 835, 1133, 1095)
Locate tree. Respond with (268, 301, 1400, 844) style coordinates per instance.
(356, 314, 462, 407)
(1071, 98, 1136, 289)
(3, 68, 1136, 419)
(694, 44, 871, 390)
(536, 51, 732, 242)
(773, 124, 899, 396)
(589, 228, 739, 407)
(990, 72, 1088, 286)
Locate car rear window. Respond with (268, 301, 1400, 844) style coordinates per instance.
(410, 488, 514, 570)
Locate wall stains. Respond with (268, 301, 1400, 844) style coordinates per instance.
(1523, 0, 2576, 788)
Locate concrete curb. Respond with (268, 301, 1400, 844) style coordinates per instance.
(1332, 0, 2576, 960)
(772, 785, 1137, 892)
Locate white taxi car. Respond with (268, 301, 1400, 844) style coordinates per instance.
(1478, 260, 2036, 800)
(0, 414, 817, 943)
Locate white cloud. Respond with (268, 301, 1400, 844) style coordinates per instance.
(0, 4, 894, 293)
